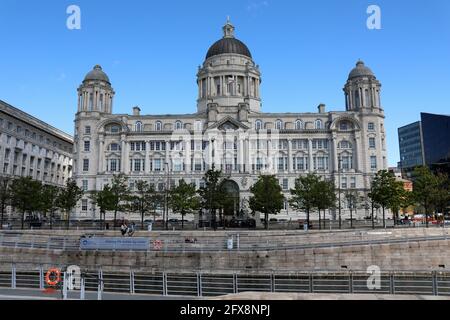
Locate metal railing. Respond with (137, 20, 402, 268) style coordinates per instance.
(1, 263, 450, 299)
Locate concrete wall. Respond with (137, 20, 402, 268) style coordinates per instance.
(1, 228, 449, 273)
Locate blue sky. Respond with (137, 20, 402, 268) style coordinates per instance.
(0, 0, 449, 166)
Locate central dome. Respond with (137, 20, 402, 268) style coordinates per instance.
(206, 20, 252, 60)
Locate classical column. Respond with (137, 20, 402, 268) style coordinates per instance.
(288, 139, 293, 173)
(308, 139, 313, 173)
(120, 137, 126, 174)
(98, 135, 105, 173)
(354, 135, 362, 173)
(332, 136, 338, 173)
(165, 140, 170, 171)
(145, 141, 150, 173)
(185, 138, 191, 174)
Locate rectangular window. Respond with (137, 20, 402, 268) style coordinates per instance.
(282, 178, 289, 190)
(83, 159, 89, 172)
(109, 159, 120, 172)
(154, 159, 162, 171)
(350, 177, 356, 189)
(85, 126, 91, 135)
(341, 156, 353, 170)
(81, 199, 87, 211)
(368, 123, 375, 131)
(369, 138, 376, 149)
(82, 180, 88, 192)
(84, 141, 90, 152)
(341, 177, 347, 189)
(194, 159, 202, 171)
(370, 156, 377, 170)
(133, 159, 142, 172)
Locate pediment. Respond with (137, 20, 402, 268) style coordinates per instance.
(207, 116, 249, 131)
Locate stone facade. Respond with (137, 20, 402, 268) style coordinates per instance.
(73, 21, 388, 220)
(0, 100, 73, 186)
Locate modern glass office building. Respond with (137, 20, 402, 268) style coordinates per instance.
(398, 113, 450, 176)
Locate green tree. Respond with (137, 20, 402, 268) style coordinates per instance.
(0, 177, 11, 228)
(40, 184, 61, 230)
(369, 170, 398, 228)
(109, 174, 130, 229)
(387, 181, 412, 226)
(344, 190, 359, 228)
(249, 175, 285, 230)
(315, 179, 336, 229)
(198, 165, 224, 230)
(89, 184, 114, 230)
(433, 172, 450, 221)
(130, 180, 157, 230)
(58, 179, 84, 230)
(289, 174, 322, 228)
(10, 177, 42, 229)
(412, 166, 440, 227)
(169, 179, 200, 229)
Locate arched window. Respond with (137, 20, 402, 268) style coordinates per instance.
(108, 143, 121, 151)
(275, 120, 283, 130)
(295, 120, 304, 130)
(255, 120, 263, 130)
(315, 119, 323, 130)
(175, 121, 183, 130)
(155, 121, 162, 131)
(135, 121, 142, 132)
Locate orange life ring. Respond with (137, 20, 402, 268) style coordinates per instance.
(45, 268, 61, 287)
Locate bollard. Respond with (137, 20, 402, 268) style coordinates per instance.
(80, 278, 85, 300)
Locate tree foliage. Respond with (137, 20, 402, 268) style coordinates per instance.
(289, 173, 335, 228)
(249, 175, 285, 230)
(169, 179, 200, 229)
(198, 165, 224, 229)
(10, 177, 43, 229)
(57, 179, 84, 230)
(109, 174, 130, 227)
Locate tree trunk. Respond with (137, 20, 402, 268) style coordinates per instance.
(306, 209, 310, 229)
(50, 211, 53, 230)
(21, 211, 25, 230)
(0, 204, 4, 229)
(350, 207, 353, 228)
(114, 209, 118, 230)
(318, 209, 321, 230)
(382, 206, 386, 229)
(265, 212, 269, 230)
(181, 211, 185, 229)
(425, 204, 429, 228)
(141, 210, 144, 231)
(371, 202, 375, 229)
(66, 210, 70, 230)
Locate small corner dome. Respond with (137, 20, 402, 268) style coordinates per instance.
(84, 65, 110, 83)
(348, 60, 375, 80)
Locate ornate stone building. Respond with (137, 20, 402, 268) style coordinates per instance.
(0, 100, 73, 186)
(73, 21, 387, 220)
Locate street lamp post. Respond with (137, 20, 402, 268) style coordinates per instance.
(338, 156, 342, 229)
(164, 162, 170, 231)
